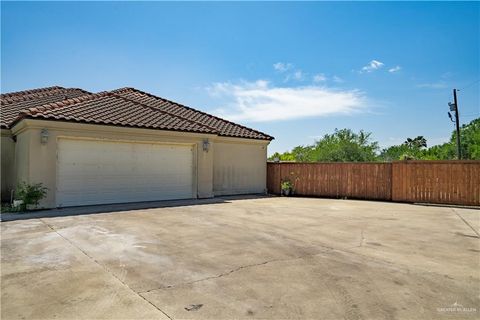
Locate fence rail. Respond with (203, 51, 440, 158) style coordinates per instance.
(267, 161, 480, 206)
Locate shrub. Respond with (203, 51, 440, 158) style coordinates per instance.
(15, 182, 48, 211)
(1, 203, 16, 213)
(399, 153, 415, 161)
(281, 180, 293, 191)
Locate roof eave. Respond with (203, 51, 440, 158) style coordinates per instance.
(11, 116, 219, 136)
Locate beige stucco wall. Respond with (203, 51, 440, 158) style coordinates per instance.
(12, 119, 217, 208)
(14, 129, 33, 189)
(212, 138, 269, 196)
(1, 129, 16, 202)
(11, 119, 271, 208)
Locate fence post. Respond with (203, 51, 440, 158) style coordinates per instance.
(266, 161, 479, 205)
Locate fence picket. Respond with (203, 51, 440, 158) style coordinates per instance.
(267, 161, 480, 206)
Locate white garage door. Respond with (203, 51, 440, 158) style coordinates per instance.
(56, 138, 194, 207)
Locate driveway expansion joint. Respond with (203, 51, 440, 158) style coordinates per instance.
(451, 208, 480, 237)
(38, 218, 174, 320)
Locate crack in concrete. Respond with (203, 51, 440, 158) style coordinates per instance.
(139, 256, 293, 294)
(38, 219, 174, 320)
(139, 239, 414, 295)
(137, 228, 423, 295)
(38, 216, 421, 311)
(451, 208, 480, 237)
(358, 228, 365, 248)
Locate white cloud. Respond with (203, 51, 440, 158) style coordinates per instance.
(361, 60, 384, 73)
(417, 82, 448, 89)
(207, 80, 367, 122)
(283, 69, 305, 82)
(332, 76, 344, 83)
(273, 62, 305, 82)
(293, 70, 304, 80)
(388, 66, 401, 73)
(273, 62, 293, 72)
(441, 72, 452, 79)
(313, 73, 327, 82)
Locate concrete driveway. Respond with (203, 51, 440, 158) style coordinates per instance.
(1, 196, 479, 319)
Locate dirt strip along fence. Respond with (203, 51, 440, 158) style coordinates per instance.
(267, 161, 480, 206)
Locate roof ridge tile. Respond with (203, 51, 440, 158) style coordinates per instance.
(1, 87, 91, 105)
(108, 91, 218, 134)
(0, 86, 65, 98)
(111, 87, 273, 140)
(15, 92, 104, 122)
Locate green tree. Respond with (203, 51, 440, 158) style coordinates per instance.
(380, 135, 428, 161)
(269, 151, 296, 161)
(404, 136, 427, 149)
(269, 128, 379, 162)
(311, 129, 379, 162)
(291, 146, 314, 162)
(379, 144, 414, 161)
(458, 118, 480, 159)
(421, 143, 455, 160)
(269, 118, 479, 162)
(421, 118, 479, 160)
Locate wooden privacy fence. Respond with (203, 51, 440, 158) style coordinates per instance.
(267, 161, 480, 206)
(391, 161, 480, 206)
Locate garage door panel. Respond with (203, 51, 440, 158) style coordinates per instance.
(56, 139, 194, 207)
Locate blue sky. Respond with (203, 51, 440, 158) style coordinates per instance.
(2, 1, 479, 155)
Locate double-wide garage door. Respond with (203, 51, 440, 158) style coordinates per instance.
(56, 138, 194, 207)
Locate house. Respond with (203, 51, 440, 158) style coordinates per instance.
(1, 86, 273, 208)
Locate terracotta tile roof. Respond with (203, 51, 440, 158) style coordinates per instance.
(111, 88, 273, 140)
(10, 91, 216, 134)
(1, 86, 65, 99)
(1, 86, 91, 128)
(2, 86, 273, 141)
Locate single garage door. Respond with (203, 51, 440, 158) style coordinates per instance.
(56, 138, 194, 207)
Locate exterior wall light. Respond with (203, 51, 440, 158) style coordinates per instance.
(40, 129, 49, 144)
(202, 139, 210, 152)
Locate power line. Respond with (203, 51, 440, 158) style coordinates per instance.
(458, 79, 480, 91)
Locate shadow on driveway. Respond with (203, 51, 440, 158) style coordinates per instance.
(1, 194, 271, 222)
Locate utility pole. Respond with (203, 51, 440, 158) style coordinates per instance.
(448, 89, 462, 159)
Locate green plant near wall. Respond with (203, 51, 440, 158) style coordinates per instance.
(281, 179, 295, 196)
(15, 182, 48, 211)
(281, 180, 293, 191)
